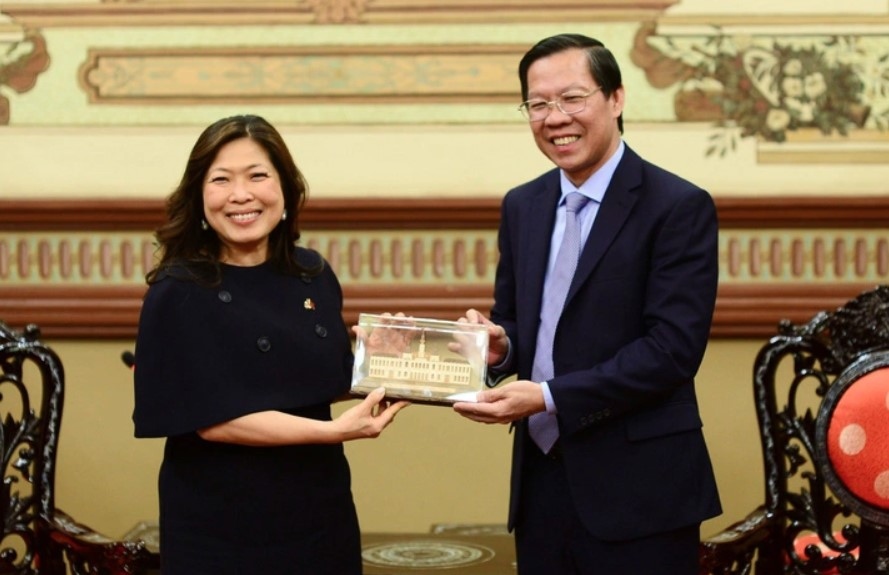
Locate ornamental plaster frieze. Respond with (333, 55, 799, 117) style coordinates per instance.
(2, 228, 888, 288)
(77, 45, 522, 106)
(2, 196, 889, 339)
(2, 1, 679, 27)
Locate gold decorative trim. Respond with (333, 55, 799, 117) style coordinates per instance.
(1, 197, 887, 339)
(78, 45, 522, 105)
(657, 14, 889, 28)
(4, 0, 679, 27)
(756, 130, 889, 164)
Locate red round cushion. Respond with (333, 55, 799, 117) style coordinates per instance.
(792, 531, 857, 572)
(826, 367, 889, 509)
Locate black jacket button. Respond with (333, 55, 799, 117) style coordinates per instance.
(218, 291, 232, 303)
(257, 337, 272, 352)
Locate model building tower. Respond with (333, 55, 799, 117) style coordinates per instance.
(368, 330, 472, 385)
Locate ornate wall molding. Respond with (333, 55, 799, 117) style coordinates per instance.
(756, 130, 889, 164)
(655, 13, 889, 28)
(1, 197, 886, 339)
(78, 45, 522, 106)
(3, 1, 679, 27)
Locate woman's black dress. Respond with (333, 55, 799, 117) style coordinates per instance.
(133, 252, 361, 575)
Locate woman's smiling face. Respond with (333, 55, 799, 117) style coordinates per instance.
(202, 137, 285, 266)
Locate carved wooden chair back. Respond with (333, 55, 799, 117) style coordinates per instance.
(0, 321, 66, 574)
(0, 320, 158, 575)
(751, 286, 889, 574)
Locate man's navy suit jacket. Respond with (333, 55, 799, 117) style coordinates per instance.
(491, 144, 722, 542)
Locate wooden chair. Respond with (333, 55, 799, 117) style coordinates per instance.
(700, 285, 889, 574)
(0, 320, 159, 575)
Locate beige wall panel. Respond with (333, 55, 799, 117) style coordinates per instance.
(623, 126, 889, 196)
(0, 125, 557, 198)
(3, 124, 889, 199)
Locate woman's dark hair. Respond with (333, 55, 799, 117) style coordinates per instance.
(147, 114, 319, 285)
(518, 33, 624, 133)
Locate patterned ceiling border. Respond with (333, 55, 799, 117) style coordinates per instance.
(0, 197, 886, 339)
(3, 0, 679, 26)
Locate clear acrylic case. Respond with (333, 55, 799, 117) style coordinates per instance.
(351, 314, 489, 404)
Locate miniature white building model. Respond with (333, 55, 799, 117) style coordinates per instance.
(368, 331, 473, 385)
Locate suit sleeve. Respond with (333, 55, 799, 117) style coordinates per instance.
(489, 190, 521, 378)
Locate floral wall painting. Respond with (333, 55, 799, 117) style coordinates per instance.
(0, 27, 49, 125)
(631, 22, 889, 157)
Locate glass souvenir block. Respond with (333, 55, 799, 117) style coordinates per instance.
(351, 314, 488, 404)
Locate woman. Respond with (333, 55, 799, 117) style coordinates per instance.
(133, 114, 407, 574)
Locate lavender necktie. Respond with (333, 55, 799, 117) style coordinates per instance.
(529, 192, 590, 453)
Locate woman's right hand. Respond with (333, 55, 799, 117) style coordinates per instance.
(198, 388, 408, 446)
(333, 387, 409, 441)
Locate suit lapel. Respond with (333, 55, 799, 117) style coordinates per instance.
(565, 147, 642, 305)
(519, 170, 561, 341)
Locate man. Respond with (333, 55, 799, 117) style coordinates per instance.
(453, 34, 722, 574)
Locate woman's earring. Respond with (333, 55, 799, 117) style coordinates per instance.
(281, 209, 288, 221)
(201, 219, 209, 231)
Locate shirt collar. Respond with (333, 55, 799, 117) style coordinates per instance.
(558, 140, 625, 205)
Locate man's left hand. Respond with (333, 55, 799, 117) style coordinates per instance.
(452, 380, 546, 424)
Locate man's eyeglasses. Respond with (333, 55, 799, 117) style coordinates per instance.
(518, 88, 602, 122)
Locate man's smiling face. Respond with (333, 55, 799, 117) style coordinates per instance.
(525, 48, 624, 187)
